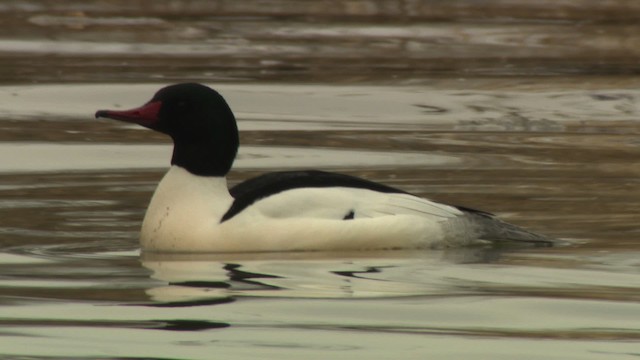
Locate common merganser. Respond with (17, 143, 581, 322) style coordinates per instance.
(95, 83, 554, 253)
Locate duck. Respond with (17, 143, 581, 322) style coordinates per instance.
(95, 83, 555, 253)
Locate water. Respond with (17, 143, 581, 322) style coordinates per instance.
(1, 2, 639, 359)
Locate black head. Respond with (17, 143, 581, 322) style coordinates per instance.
(96, 83, 239, 176)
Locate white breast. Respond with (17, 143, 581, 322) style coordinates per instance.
(140, 166, 233, 252)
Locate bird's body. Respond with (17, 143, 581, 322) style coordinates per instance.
(96, 83, 555, 253)
(140, 166, 486, 252)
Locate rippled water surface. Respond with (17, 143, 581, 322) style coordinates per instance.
(1, 1, 639, 359)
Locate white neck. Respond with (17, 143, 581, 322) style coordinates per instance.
(140, 165, 233, 251)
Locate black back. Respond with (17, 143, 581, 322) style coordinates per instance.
(222, 170, 409, 222)
(222, 169, 495, 222)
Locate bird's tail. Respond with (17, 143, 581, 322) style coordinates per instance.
(458, 210, 559, 246)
